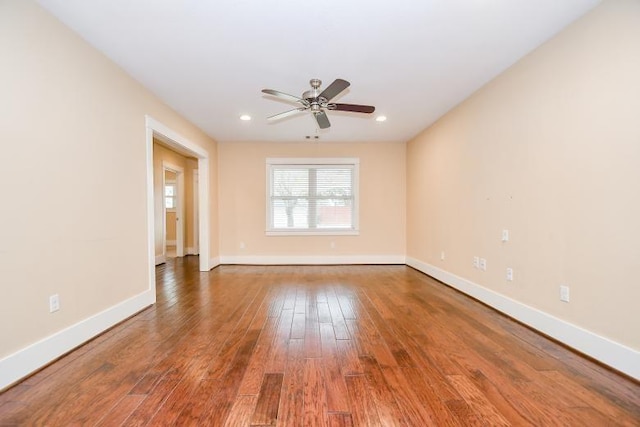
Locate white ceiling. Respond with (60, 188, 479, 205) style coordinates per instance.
(37, 0, 601, 144)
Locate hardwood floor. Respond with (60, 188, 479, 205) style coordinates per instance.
(1, 257, 638, 426)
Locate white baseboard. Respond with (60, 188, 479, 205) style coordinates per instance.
(155, 255, 166, 265)
(0, 290, 155, 390)
(185, 247, 198, 256)
(406, 257, 640, 380)
(165, 240, 176, 246)
(209, 257, 220, 270)
(219, 255, 406, 265)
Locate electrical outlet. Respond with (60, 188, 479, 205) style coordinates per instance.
(479, 258, 487, 271)
(440, 251, 445, 261)
(560, 285, 570, 302)
(49, 294, 60, 313)
(502, 229, 509, 242)
(506, 267, 514, 281)
(473, 256, 479, 268)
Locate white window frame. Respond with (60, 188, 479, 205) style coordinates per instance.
(266, 158, 360, 236)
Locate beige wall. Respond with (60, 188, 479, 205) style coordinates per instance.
(218, 141, 406, 258)
(407, 0, 640, 350)
(0, 0, 217, 359)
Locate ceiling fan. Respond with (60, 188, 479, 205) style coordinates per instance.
(262, 78, 375, 129)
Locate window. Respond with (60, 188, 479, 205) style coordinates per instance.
(266, 158, 359, 235)
(165, 182, 177, 210)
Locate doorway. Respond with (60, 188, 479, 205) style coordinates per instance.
(145, 116, 211, 302)
(162, 163, 184, 259)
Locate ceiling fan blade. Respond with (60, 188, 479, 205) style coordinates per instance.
(329, 103, 376, 114)
(319, 79, 350, 101)
(262, 89, 309, 106)
(267, 107, 307, 121)
(314, 111, 331, 129)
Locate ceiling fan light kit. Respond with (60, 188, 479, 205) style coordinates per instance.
(262, 78, 375, 130)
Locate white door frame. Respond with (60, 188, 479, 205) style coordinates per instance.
(192, 168, 199, 255)
(162, 161, 185, 258)
(145, 116, 211, 301)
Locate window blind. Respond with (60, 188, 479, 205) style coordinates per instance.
(268, 162, 357, 232)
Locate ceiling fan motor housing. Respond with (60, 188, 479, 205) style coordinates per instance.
(303, 79, 324, 104)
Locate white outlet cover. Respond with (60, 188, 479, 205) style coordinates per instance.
(560, 285, 570, 302)
(49, 294, 60, 312)
(473, 256, 479, 268)
(506, 267, 513, 281)
(479, 258, 487, 271)
(502, 229, 509, 242)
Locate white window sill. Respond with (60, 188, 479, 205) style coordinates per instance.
(266, 230, 360, 236)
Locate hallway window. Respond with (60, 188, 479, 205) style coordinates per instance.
(266, 158, 359, 235)
(165, 182, 177, 210)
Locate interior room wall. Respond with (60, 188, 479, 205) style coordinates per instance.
(218, 141, 406, 262)
(0, 0, 217, 387)
(406, 0, 640, 364)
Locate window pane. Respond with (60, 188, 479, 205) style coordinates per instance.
(165, 185, 175, 196)
(316, 199, 352, 228)
(165, 197, 175, 209)
(272, 169, 308, 197)
(272, 198, 308, 228)
(316, 168, 352, 197)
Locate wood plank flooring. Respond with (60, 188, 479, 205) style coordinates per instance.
(1, 257, 638, 425)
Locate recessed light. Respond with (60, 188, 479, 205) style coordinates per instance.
(375, 115, 387, 122)
(239, 114, 251, 121)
